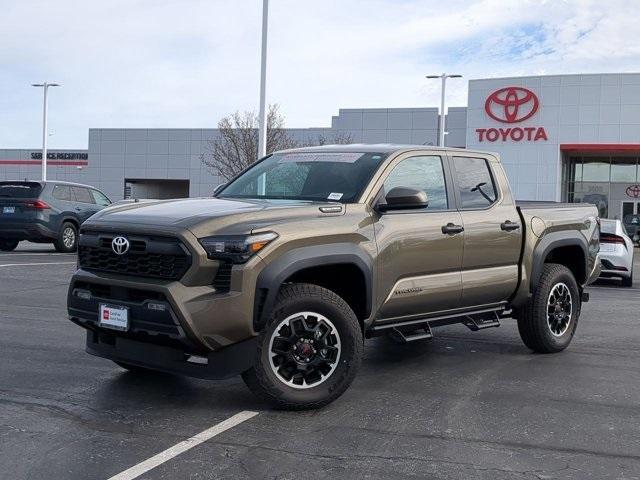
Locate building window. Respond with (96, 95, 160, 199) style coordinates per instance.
(610, 157, 638, 182)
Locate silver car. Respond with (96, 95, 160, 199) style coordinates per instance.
(599, 219, 635, 287)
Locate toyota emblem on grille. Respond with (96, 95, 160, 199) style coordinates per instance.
(112, 236, 130, 255)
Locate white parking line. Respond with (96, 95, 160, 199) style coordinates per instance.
(107, 410, 259, 480)
(0, 262, 76, 267)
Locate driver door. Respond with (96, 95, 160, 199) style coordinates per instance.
(373, 153, 464, 321)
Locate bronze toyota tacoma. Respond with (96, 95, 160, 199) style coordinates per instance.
(68, 145, 601, 409)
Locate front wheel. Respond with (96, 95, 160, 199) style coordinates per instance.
(242, 283, 363, 410)
(517, 263, 580, 353)
(0, 240, 19, 251)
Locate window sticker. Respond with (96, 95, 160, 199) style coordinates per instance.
(278, 153, 362, 164)
(328, 192, 344, 201)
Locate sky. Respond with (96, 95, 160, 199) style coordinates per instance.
(1, 0, 639, 148)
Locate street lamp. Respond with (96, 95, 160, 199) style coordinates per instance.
(426, 73, 462, 147)
(32, 82, 60, 181)
(257, 0, 269, 159)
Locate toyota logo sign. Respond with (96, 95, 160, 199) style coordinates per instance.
(112, 236, 130, 255)
(485, 87, 539, 123)
(626, 185, 640, 199)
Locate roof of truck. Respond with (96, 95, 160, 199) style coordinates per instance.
(278, 143, 499, 158)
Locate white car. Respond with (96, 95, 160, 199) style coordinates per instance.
(599, 219, 635, 287)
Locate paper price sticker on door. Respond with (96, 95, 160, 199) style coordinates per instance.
(328, 192, 343, 201)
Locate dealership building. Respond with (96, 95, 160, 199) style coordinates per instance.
(2, 72, 640, 220)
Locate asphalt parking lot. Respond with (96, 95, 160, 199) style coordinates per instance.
(1, 243, 639, 480)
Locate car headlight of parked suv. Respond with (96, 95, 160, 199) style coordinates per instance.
(199, 232, 278, 264)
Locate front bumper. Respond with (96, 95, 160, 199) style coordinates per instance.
(84, 330, 257, 380)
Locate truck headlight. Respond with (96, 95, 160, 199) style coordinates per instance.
(199, 232, 278, 263)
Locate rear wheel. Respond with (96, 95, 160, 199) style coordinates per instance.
(517, 263, 580, 353)
(54, 222, 78, 253)
(242, 283, 363, 410)
(0, 240, 19, 251)
(622, 269, 633, 287)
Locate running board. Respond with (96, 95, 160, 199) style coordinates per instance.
(461, 311, 501, 331)
(388, 324, 433, 343)
(369, 305, 505, 339)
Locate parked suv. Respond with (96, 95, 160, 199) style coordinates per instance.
(68, 146, 600, 409)
(0, 181, 111, 252)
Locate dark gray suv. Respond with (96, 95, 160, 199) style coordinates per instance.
(0, 180, 112, 252)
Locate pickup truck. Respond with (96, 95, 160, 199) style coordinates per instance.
(67, 145, 600, 409)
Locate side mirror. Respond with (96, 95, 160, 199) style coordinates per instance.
(378, 187, 429, 212)
(212, 183, 226, 196)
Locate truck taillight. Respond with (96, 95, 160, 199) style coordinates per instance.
(26, 199, 50, 209)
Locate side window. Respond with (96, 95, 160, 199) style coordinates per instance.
(453, 157, 497, 209)
(72, 187, 95, 204)
(90, 190, 111, 206)
(52, 185, 72, 201)
(383, 156, 448, 210)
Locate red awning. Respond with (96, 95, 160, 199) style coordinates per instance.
(560, 144, 640, 152)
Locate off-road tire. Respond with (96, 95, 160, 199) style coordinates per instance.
(242, 283, 363, 410)
(54, 222, 78, 253)
(517, 263, 580, 353)
(0, 240, 19, 251)
(622, 269, 633, 288)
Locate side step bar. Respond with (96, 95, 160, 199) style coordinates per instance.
(369, 306, 505, 342)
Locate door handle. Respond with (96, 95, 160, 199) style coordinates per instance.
(500, 220, 520, 231)
(441, 223, 464, 235)
(75, 207, 82, 211)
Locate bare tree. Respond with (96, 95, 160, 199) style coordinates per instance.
(308, 131, 354, 146)
(201, 104, 298, 181)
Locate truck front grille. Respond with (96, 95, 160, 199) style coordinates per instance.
(78, 231, 191, 280)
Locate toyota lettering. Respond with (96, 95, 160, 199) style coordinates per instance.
(476, 86, 548, 143)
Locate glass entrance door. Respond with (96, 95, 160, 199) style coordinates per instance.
(622, 201, 640, 217)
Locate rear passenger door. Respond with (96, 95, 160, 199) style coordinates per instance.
(71, 186, 101, 222)
(451, 155, 522, 307)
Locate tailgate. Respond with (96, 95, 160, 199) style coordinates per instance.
(0, 182, 45, 224)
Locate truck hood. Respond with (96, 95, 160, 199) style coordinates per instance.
(85, 197, 341, 235)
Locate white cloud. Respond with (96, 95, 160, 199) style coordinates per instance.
(0, 0, 639, 148)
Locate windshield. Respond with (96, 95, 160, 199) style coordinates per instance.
(218, 152, 388, 203)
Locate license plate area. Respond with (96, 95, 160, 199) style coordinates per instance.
(2, 206, 15, 214)
(99, 304, 129, 331)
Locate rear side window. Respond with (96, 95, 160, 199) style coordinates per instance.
(383, 156, 448, 210)
(452, 157, 497, 209)
(0, 182, 43, 198)
(52, 185, 72, 201)
(72, 187, 95, 204)
(90, 190, 111, 206)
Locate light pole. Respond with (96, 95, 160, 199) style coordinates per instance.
(32, 82, 60, 181)
(257, 0, 269, 159)
(426, 73, 462, 147)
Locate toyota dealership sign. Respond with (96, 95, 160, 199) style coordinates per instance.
(476, 87, 548, 142)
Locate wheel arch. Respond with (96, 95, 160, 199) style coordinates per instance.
(254, 243, 373, 333)
(530, 232, 589, 291)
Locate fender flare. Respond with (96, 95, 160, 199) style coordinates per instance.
(530, 231, 589, 291)
(254, 243, 374, 331)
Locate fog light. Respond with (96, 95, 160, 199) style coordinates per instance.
(186, 355, 208, 365)
(75, 289, 91, 300)
(147, 302, 166, 311)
